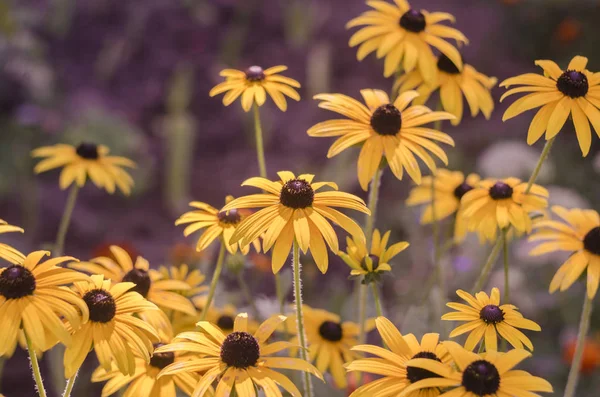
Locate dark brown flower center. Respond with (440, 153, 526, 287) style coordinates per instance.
(217, 315, 235, 330)
(462, 360, 501, 395)
(149, 343, 175, 369)
(454, 182, 474, 200)
(406, 351, 442, 384)
(583, 226, 600, 256)
(437, 53, 461, 75)
(489, 182, 513, 200)
(218, 209, 241, 225)
(399, 9, 426, 33)
(76, 142, 99, 159)
(361, 254, 380, 272)
(0, 265, 36, 299)
(245, 66, 265, 82)
(557, 70, 588, 98)
(220, 331, 260, 368)
(122, 268, 151, 298)
(318, 321, 343, 342)
(370, 104, 402, 136)
(280, 179, 314, 209)
(479, 304, 505, 324)
(84, 289, 116, 323)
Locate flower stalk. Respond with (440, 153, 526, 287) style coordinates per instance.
(62, 372, 78, 397)
(564, 295, 594, 397)
(25, 333, 47, 397)
(54, 184, 79, 256)
(199, 243, 226, 321)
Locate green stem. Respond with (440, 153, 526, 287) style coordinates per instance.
(564, 295, 594, 397)
(54, 185, 79, 256)
(252, 103, 267, 178)
(25, 333, 47, 397)
(292, 241, 314, 397)
(371, 283, 383, 317)
(199, 243, 226, 321)
(236, 271, 260, 321)
(471, 238, 503, 293)
(525, 137, 555, 194)
(502, 229, 510, 305)
(62, 372, 77, 397)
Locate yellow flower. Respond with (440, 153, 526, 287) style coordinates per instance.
(156, 313, 323, 397)
(406, 169, 480, 242)
(308, 89, 455, 190)
(222, 171, 369, 273)
(0, 219, 25, 264)
(153, 264, 208, 298)
(501, 55, 600, 156)
(401, 341, 553, 397)
(396, 55, 497, 125)
(347, 0, 467, 79)
(461, 178, 548, 241)
(207, 304, 259, 336)
(529, 205, 600, 299)
(32, 143, 136, 195)
(346, 316, 451, 397)
(209, 65, 300, 112)
(339, 229, 409, 284)
(0, 251, 88, 357)
(443, 288, 541, 352)
(175, 196, 261, 255)
(65, 275, 159, 377)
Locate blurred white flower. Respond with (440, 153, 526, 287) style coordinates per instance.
(477, 141, 555, 182)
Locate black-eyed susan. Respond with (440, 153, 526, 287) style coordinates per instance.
(0, 219, 25, 264)
(209, 66, 300, 112)
(206, 304, 259, 336)
(156, 313, 323, 396)
(461, 178, 549, 241)
(339, 229, 409, 284)
(32, 143, 136, 194)
(153, 264, 208, 298)
(442, 288, 541, 352)
(221, 171, 369, 273)
(406, 169, 481, 242)
(308, 89, 455, 190)
(529, 205, 600, 299)
(346, 316, 451, 397)
(396, 54, 497, 125)
(347, 0, 468, 80)
(401, 341, 553, 397)
(175, 196, 261, 255)
(0, 251, 88, 357)
(65, 275, 159, 377)
(501, 55, 600, 156)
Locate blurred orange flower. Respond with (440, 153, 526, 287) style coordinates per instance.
(563, 337, 600, 374)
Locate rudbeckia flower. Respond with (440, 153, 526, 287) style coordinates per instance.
(156, 313, 323, 396)
(308, 89, 455, 190)
(443, 288, 541, 352)
(207, 304, 259, 336)
(501, 55, 600, 156)
(346, 316, 451, 397)
(209, 66, 300, 112)
(406, 169, 480, 242)
(221, 171, 370, 273)
(31, 142, 136, 195)
(65, 275, 160, 377)
(175, 196, 261, 255)
(396, 54, 497, 125)
(529, 206, 600, 299)
(153, 264, 208, 298)
(0, 219, 25, 264)
(347, 0, 467, 80)
(339, 229, 409, 284)
(461, 178, 548, 241)
(401, 341, 553, 397)
(0, 251, 88, 357)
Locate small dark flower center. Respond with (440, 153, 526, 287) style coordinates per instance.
(83, 289, 116, 323)
(318, 321, 344, 342)
(479, 305, 505, 324)
(583, 227, 600, 256)
(76, 142, 99, 160)
(245, 66, 265, 82)
(399, 9, 426, 33)
(453, 182, 474, 200)
(462, 360, 501, 395)
(370, 104, 402, 136)
(217, 315, 235, 331)
(489, 182, 513, 200)
(122, 268, 151, 298)
(218, 209, 241, 225)
(149, 343, 175, 370)
(280, 179, 314, 209)
(361, 254, 380, 272)
(437, 53, 461, 75)
(406, 351, 442, 384)
(557, 70, 589, 98)
(0, 265, 36, 299)
(220, 331, 260, 368)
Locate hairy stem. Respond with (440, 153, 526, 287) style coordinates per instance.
(252, 103, 267, 178)
(371, 283, 384, 317)
(26, 333, 47, 397)
(564, 295, 593, 397)
(199, 243, 226, 321)
(54, 185, 79, 256)
(62, 371, 77, 397)
(472, 238, 503, 293)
